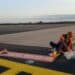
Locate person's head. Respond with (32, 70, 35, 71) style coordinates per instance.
(67, 31, 73, 38)
(63, 34, 69, 40)
(62, 34, 70, 45)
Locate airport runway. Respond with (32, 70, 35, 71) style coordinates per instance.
(0, 43, 75, 75)
(0, 25, 75, 47)
(0, 24, 75, 75)
(0, 23, 74, 35)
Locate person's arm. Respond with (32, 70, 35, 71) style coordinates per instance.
(68, 38, 73, 50)
(62, 41, 71, 51)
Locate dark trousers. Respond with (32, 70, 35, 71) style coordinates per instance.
(50, 41, 65, 52)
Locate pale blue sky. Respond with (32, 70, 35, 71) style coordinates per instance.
(0, 0, 75, 18)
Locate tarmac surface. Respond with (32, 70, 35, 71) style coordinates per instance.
(0, 25, 75, 47)
(0, 23, 74, 35)
(0, 43, 75, 74)
(0, 24, 75, 74)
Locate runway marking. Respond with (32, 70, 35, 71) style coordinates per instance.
(0, 59, 71, 75)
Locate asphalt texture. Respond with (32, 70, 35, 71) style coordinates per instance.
(0, 24, 75, 74)
(0, 23, 74, 35)
(0, 43, 75, 74)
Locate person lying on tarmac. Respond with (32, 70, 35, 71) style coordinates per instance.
(49, 33, 73, 57)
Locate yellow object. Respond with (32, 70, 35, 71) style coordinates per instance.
(0, 59, 71, 75)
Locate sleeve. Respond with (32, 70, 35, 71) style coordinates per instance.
(68, 38, 73, 49)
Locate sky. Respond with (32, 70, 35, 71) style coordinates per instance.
(0, 0, 75, 18)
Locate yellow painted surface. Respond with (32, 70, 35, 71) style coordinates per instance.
(0, 59, 71, 75)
